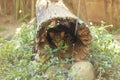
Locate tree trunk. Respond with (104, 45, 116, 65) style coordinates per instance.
(0, 4, 3, 15)
(104, 0, 112, 23)
(31, 0, 35, 19)
(112, 0, 120, 28)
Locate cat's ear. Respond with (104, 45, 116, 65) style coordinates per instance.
(49, 32, 54, 38)
(60, 31, 65, 38)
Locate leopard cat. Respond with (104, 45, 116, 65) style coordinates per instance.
(49, 31, 65, 47)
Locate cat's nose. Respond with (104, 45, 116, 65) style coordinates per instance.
(56, 40, 60, 43)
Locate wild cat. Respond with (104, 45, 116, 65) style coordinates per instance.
(35, 30, 65, 63)
(49, 31, 65, 47)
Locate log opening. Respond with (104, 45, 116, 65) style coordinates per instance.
(35, 0, 92, 61)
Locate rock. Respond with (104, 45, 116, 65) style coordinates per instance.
(70, 60, 95, 80)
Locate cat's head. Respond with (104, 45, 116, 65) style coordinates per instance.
(49, 31, 65, 46)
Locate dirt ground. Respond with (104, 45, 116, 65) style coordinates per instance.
(0, 15, 21, 39)
(112, 34, 120, 42)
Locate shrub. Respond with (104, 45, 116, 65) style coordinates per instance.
(88, 22, 120, 80)
(0, 21, 120, 80)
(0, 21, 38, 79)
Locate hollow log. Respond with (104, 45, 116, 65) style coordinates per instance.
(35, 0, 92, 62)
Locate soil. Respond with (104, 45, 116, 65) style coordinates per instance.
(0, 15, 21, 39)
(112, 34, 120, 42)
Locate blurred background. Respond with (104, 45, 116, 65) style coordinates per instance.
(0, 0, 120, 26)
(0, 0, 120, 38)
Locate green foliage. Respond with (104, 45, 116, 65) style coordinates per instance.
(18, 13, 30, 22)
(0, 21, 37, 79)
(110, 28, 120, 34)
(0, 21, 120, 80)
(88, 22, 120, 80)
